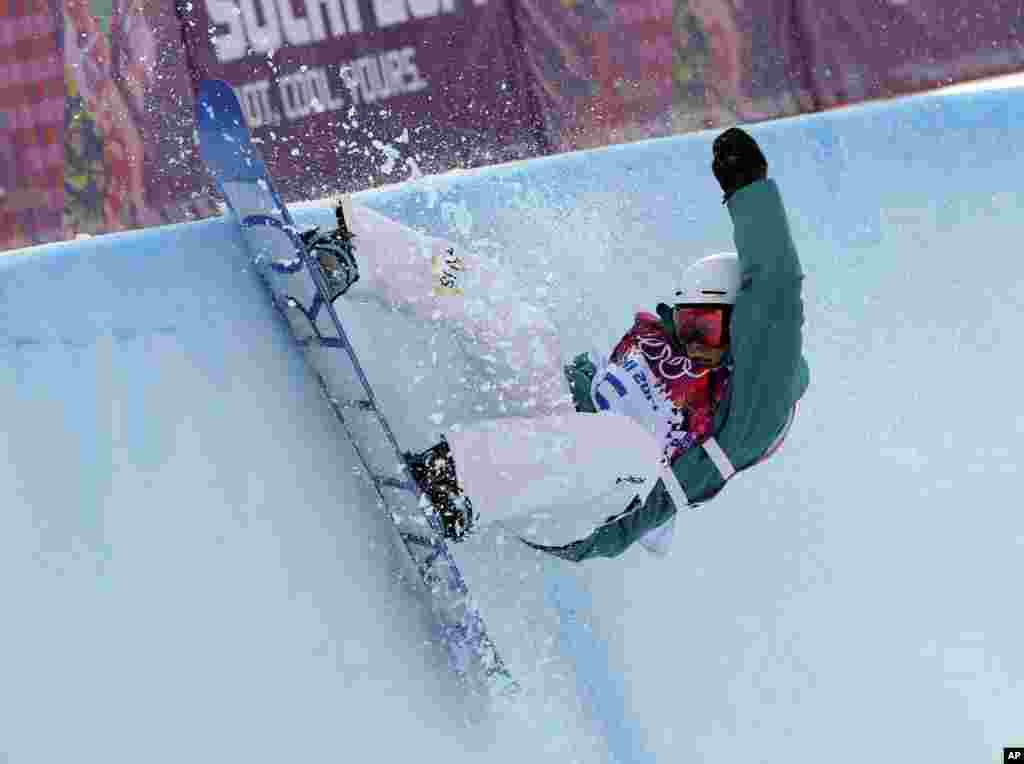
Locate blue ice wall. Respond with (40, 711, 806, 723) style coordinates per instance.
(0, 220, 492, 762)
(3, 83, 1024, 763)
(351, 85, 1024, 763)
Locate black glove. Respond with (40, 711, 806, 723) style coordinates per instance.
(712, 127, 767, 204)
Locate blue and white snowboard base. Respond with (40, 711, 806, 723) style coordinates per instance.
(194, 78, 517, 709)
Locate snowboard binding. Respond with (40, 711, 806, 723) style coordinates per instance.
(300, 199, 359, 301)
(405, 437, 475, 542)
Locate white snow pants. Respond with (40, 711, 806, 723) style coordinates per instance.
(447, 412, 665, 545)
(346, 204, 570, 416)
(345, 204, 664, 544)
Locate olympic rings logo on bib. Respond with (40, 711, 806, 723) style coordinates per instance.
(636, 334, 709, 380)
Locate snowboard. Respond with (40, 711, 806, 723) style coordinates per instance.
(193, 78, 518, 709)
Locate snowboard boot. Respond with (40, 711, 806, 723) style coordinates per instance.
(404, 436, 475, 542)
(299, 201, 359, 301)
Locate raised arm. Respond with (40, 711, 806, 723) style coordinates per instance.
(712, 128, 808, 468)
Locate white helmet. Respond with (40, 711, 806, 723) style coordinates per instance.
(671, 252, 741, 306)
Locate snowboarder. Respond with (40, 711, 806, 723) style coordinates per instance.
(314, 126, 810, 561)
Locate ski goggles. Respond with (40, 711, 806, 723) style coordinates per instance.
(673, 305, 730, 367)
(672, 305, 729, 348)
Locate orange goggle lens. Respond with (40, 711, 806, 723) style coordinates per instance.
(673, 306, 727, 347)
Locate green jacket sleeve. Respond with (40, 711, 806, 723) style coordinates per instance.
(670, 178, 810, 503)
(522, 479, 677, 562)
(718, 178, 809, 467)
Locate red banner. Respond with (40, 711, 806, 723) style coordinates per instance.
(743, 0, 1024, 114)
(63, 0, 215, 237)
(118, 0, 220, 225)
(3, 0, 1024, 253)
(514, 0, 675, 151)
(0, 1, 63, 250)
(518, 0, 1024, 148)
(176, 0, 545, 200)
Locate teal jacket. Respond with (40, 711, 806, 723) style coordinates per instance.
(531, 178, 810, 562)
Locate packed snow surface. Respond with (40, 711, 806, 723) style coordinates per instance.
(3, 79, 1024, 762)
